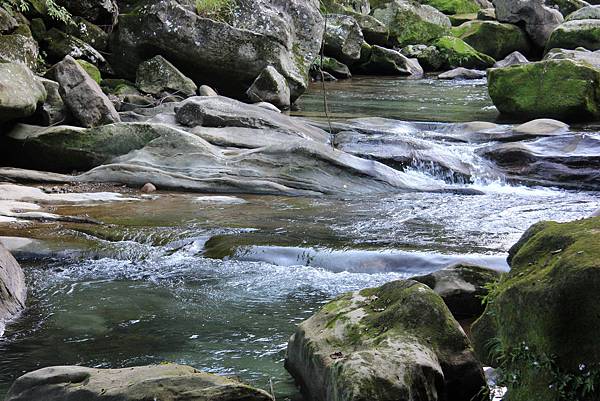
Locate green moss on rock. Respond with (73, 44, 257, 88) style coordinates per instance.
(472, 217, 600, 401)
(421, 0, 480, 15)
(546, 20, 600, 52)
(452, 20, 531, 60)
(434, 35, 495, 69)
(76, 59, 102, 84)
(488, 59, 600, 121)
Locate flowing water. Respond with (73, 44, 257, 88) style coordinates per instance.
(0, 77, 598, 399)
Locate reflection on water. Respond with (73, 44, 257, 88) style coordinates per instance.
(293, 76, 499, 123)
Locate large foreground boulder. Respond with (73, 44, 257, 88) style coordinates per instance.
(285, 280, 486, 401)
(0, 244, 26, 336)
(0, 63, 46, 124)
(5, 364, 273, 401)
(488, 58, 600, 121)
(493, 0, 564, 47)
(46, 56, 120, 128)
(110, 0, 323, 102)
(472, 217, 600, 401)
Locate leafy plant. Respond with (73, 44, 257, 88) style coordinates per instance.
(1, 0, 73, 24)
(195, 0, 236, 23)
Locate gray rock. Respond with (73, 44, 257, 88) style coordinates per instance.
(254, 102, 281, 113)
(65, 16, 110, 52)
(0, 34, 39, 69)
(56, 0, 118, 26)
(46, 56, 120, 128)
(493, 50, 529, 67)
(513, 118, 569, 135)
(42, 28, 112, 74)
(285, 280, 486, 401)
(246, 66, 291, 110)
(0, 7, 18, 33)
(477, 7, 497, 19)
(493, 0, 564, 46)
(5, 364, 273, 401)
(400, 44, 444, 71)
(356, 45, 424, 76)
(312, 57, 352, 79)
(0, 244, 26, 336)
(565, 4, 600, 20)
(413, 264, 501, 320)
(37, 77, 70, 126)
(591, 208, 600, 216)
(324, 14, 365, 64)
(110, 0, 323, 102)
(543, 47, 600, 67)
(546, 19, 600, 51)
(199, 85, 219, 97)
(547, 0, 590, 16)
(136, 55, 198, 97)
(438, 67, 487, 79)
(0, 63, 46, 124)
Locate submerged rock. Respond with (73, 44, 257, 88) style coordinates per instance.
(46, 56, 120, 128)
(110, 0, 323, 102)
(0, 244, 26, 336)
(488, 58, 600, 121)
(412, 264, 501, 320)
(493, 0, 564, 47)
(5, 364, 273, 401)
(472, 217, 600, 401)
(136, 55, 197, 98)
(0, 63, 46, 124)
(451, 20, 531, 60)
(285, 280, 486, 401)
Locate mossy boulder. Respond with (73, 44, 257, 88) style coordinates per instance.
(42, 28, 112, 74)
(372, 0, 451, 47)
(0, 63, 46, 124)
(285, 279, 486, 401)
(313, 56, 352, 79)
(448, 13, 478, 26)
(472, 217, 600, 401)
(546, 19, 600, 52)
(400, 44, 445, 70)
(546, 0, 589, 17)
(420, 0, 481, 15)
(433, 36, 495, 69)
(355, 45, 424, 76)
(565, 5, 600, 21)
(324, 14, 365, 64)
(64, 16, 109, 52)
(488, 58, 600, 121)
(5, 364, 274, 401)
(76, 59, 102, 84)
(136, 55, 197, 97)
(0, 33, 39, 70)
(452, 20, 531, 60)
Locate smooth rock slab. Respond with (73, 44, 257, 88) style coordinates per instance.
(0, 243, 26, 336)
(5, 364, 274, 401)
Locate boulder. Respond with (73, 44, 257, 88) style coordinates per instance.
(5, 364, 273, 401)
(449, 13, 478, 26)
(433, 36, 496, 69)
(42, 28, 111, 74)
(488, 58, 600, 121)
(285, 280, 487, 401)
(0, 244, 26, 336)
(0, 63, 46, 124)
(77, 59, 102, 84)
(136, 55, 198, 97)
(324, 14, 365, 64)
(543, 46, 600, 66)
(412, 265, 501, 320)
(36, 77, 70, 126)
(64, 16, 110, 52)
(356, 45, 424, 76)
(565, 4, 600, 20)
(199, 85, 218, 97)
(400, 44, 445, 70)
(46, 56, 120, 128)
(451, 20, 531, 60)
(492, 0, 564, 47)
(0, 33, 39, 69)
(477, 7, 496, 19)
(246, 66, 291, 110)
(546, 19, 600, 51)
(0, 7, 18, 33)
(420, 0, 482, 15)
(472, 217, 600, 401)
(372, 0, 452, 47)
(438, 67, 487, 79)
(546, 0, 590, 16)
(512, 118, 569, 135)
(56, 0, 118, 26)
(493, 50, 529, 67)
(110, 0, 323, 102)
(312, 57, 352, 79)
